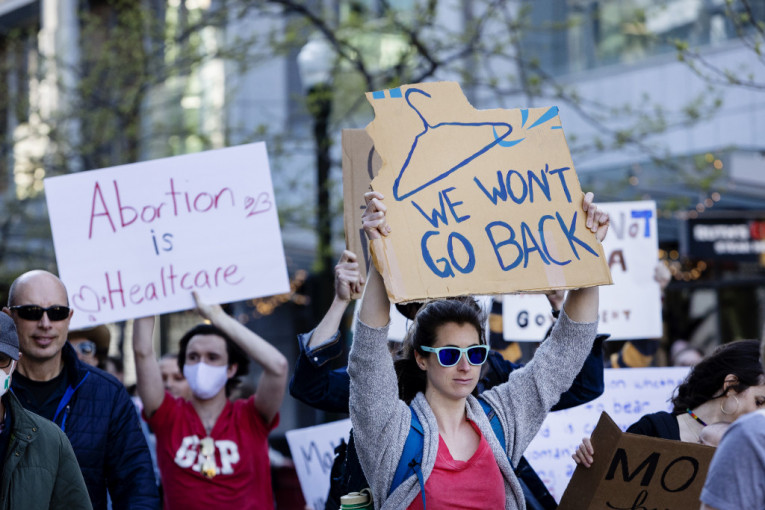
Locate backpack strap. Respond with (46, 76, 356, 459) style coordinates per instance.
(479, 398, 554, 508)
(478, 397, 507, 453)
(389, 407, 427, 509)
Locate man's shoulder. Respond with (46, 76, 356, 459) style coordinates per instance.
(67, 361, 135, 413)
(74, 362, 127, 392)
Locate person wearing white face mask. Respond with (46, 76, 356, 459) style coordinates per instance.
(0, 312, 92, 509)
(132, 292, 288, 510)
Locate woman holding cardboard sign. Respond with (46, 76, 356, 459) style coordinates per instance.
(349, 190, 609, 509)
(573, 339, 765, 467)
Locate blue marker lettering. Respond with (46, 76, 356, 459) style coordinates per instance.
(506, 170, 528, 204)
(520, 221, 549, 267)
(631, 209, 653, 237)
(421, 231, 455, 278)
(411, 193, 449, 228)
(442, 187, 471, 223)
(447, 232, 475, 273)
(556, 211, 598, 260)
(528, 165, 552, 202)
(485, 221, 523, 271)
(548, 167, 573, 203)
(474, 172, 507, 205)
(538, 215, 571, 266)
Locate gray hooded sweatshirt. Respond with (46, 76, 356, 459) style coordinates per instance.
(348, 308, 597, 510)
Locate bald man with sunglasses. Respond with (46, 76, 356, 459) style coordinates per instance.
(3, 270, 159, 510)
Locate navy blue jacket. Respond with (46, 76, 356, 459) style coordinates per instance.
(12, 343, 160, 510)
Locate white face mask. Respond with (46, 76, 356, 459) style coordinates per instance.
(0, 361, 15, 398)
(183, 362, 229, 400)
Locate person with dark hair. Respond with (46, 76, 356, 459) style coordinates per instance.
(67, 324, 111, 367)
(290, 251, 606, 509)
(132, 292, 288, 510)
(700, 337, 765, 510)
(348, 191, 609, 509)
(159, 353, 191, 401)
(573, 340, 765, 467)
(3, 270, 159, 510)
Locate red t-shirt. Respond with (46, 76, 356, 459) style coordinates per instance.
(146, 393, 278, 510)
(407, 421, 505, 509)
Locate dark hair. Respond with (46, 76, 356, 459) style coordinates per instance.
(177, 323, 250, 395)
(99, 355, 123, 374)
(671, 340, 764, 413)
(395, 302, 424, 321)
(394, 297, 485, 404)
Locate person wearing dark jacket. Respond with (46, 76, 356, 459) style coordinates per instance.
(0, 310, 92, 509)
(4, 270, 160, 510)
(290, 251, 606, 510)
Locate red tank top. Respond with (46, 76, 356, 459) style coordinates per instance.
(407, 421, 505, 509)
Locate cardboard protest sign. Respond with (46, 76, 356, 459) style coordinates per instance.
(599, 200, 662, 340)
(524, 366, 691, 501)
(558, 412, 714, 510)
(286, 419, 352, 510)
(44, 143, 290, 329)
(364, 81, 612, 302)
(342, 129, 381, 295)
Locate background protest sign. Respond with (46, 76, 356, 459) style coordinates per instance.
(502, 293, 555, 341)
(502, 200, 661, 341)
(286, 418, 352, 510)
(342, 129, 381, 296)
(524, 366, 690, 502)
(45, 143, 290, 329)
(598, 200, 662, 339)
(365, 81, 612, 302)
(558, 412, 714, 510)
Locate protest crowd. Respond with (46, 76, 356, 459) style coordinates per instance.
(0, 178, 762, 510)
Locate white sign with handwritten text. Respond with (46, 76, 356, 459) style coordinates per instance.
(502, 293, 554, 341)
(598, 200, 661, 340)
(45, 143, 289, 329)
(286, 418, 352, 510)
(524, 366, 690, 502)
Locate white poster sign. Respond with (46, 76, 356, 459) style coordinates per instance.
(598, 200, 662, 340)
(502, 201, 661, 341)
(502, 293, 554, 341)
(44, 143, 290, 329)
(524, 367, 690, 502)
(286, 418, 352, 510)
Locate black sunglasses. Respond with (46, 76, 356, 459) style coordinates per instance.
(0, 353, 12, 369)
(10, 305, 71, 322)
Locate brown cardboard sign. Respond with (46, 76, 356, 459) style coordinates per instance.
(558, 412, 715, 510)
(364, 81, 612, 302)
(341, 129, 381, 297)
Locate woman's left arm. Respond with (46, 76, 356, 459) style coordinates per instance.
(480, 192, 609, 463)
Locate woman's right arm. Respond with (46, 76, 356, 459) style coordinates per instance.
(348, 192, 411, 502)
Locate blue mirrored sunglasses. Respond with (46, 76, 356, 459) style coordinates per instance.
(420, 345, 490, 367)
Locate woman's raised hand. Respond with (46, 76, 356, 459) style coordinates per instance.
(362, 191, 391, 240)
(582, 191, 610, 243)
(572, 437, 595, 468)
